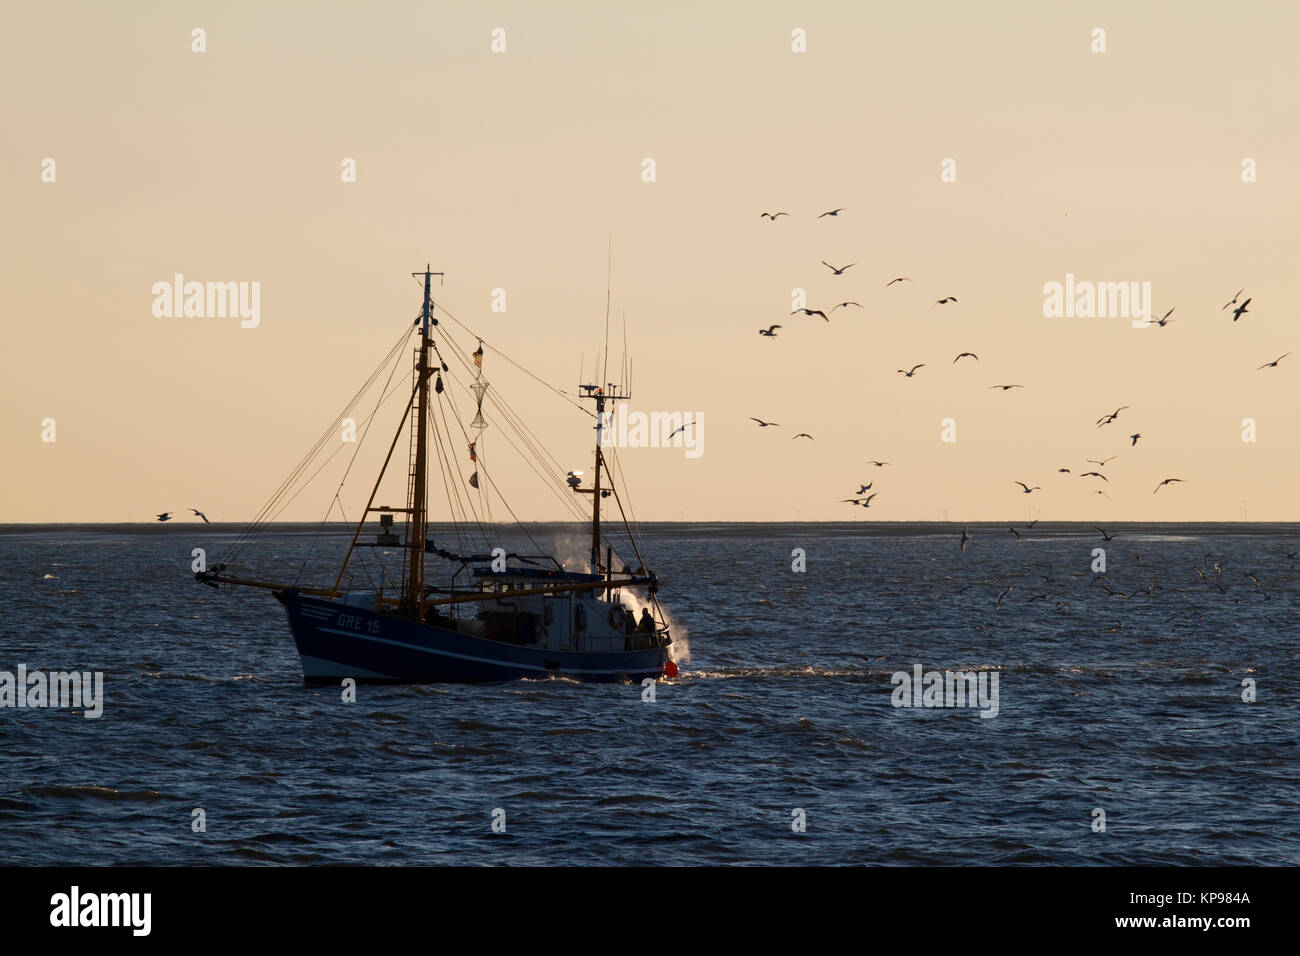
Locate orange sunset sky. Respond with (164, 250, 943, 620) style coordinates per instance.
(3, 1, 1297, 522)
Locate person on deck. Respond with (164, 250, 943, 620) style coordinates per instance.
(638, 608, 655, 633)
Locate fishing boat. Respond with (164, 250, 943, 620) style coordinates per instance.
(196, 266, 678, 684)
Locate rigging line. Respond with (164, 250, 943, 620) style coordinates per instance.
(432, 384, 497, 549)
(605, 442, 646, 555)
(431, 323, 589, 518)
(309, 323, 414, 584)
(236, 322, 413, 545)
(435, 344, 591, 527)
(601, 233, 612, 388)
(430, 301, 594, 416)
(429, 398, 475, 549)
(227, 323, 416, 561)
(434, 351, 587, 548)
(239, 368, 413, 564)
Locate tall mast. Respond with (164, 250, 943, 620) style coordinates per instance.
(575, 381, 629, 573)
(407, 265, 440, 616)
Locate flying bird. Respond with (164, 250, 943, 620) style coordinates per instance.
(1096, 407, 1129, 427)
(1057, 468, 1071, 473)
(830, 301, 863, 313)
(792, 433, 814, 440)
(190, 508, 210, 523)
(855, 483, 873, 494)
(1152, 307, 1175, 327)
(1092, 490, 1111, 499)
(758, 325, 782, 337)
(818, 208, 845, 217)
(155, 512, 173, 522)
(866, 461, 891, 467)
(1129, 433, 1141, 446)
(1026, 519, 1039, 529)
(933, 297, 958, 306)
(760, 212, 789, 220)
(749, 418, 780, 427)
(1008, 527, 1021, 539)
(1231, 298, 1251, 322)
(791, 308, 830, 322)
(1013, 481, 1041, 494)
(1079, 472, 1109, 482)
(1153, 478, 1186, 493)
(667, 421, 695, 439)
(822, 261, 855, 275)
(1256, 352, 1291, 370)
(1094, 526, 1113, 541)
(988, 384, 1023, 391)
(886, 277, 912, 286)
(1086, 457, 1117, 467)
(960, 527, 971, 552)
(897, 364, 925, 377)
(953, 352, 978, 363)
(1221, 289, 1244, 310)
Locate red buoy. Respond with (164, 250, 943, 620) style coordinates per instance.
(664, 660, 679, 678)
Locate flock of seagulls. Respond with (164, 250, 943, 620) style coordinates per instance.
(748, 215, 1288, 521)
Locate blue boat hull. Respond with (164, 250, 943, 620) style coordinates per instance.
(277, 589, 669, 684)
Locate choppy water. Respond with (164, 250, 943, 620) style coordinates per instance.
(1, 522, 1296, 865)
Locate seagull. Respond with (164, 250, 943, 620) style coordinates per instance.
(749, 418, 780, 427)
(822, 261, 855, 275)
(1092, 490, 1111, 499)
(1256, 352, 1291, 370)
(933, 297, 958, 306)
(897, 364, 925, 377)
(859, 493, 877, 508)
(818, 208, 845, 217)
(190, 508, 210, 523)
(1094, 526, 1113, 541)
(760, 212, 790, 220)
(791, 308, 829, 322)
(988, 384, 1023, 391)
(1079, 472, 1109, 481)
(758, 325, 782, 337)
(1008, 527, 1021, 539)
(885, 277, 912, 286)
(1026, 519, 1039, 528)
(1152, 307, 1175, 327)
(1231, 298, 1251, 322)
(155, 512, 173, 522)
(960, 527, 971, 552)
(1086, 457, 1117, 467)
(1096, 407, 1129, 427)
(830, 301, 863, 313)
(866, 461, 891, 467)
(1013, 481, 1041, 494)
(1153, 478, 1186, 493)
(1221, 289, 1244, 310)
(792, 433, 814, 440)
(1129, 433, 1141, 446)
(667, 421, 696, 439)
(1057, 468, 1071, 473)
(855, 483, 873, 494)
(953, 352, 979, 363)
(1244, 572, 1261, 587)
(995, 586, 1014, 609)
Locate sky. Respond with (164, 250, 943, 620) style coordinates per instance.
(3, 1, 1297, 523)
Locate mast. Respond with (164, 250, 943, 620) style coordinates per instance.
(575, 381, 629, 574)
(406, 265, 441, 616)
